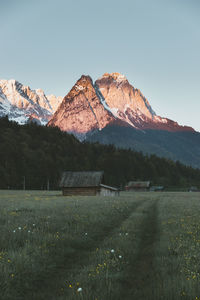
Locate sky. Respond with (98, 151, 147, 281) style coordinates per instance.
(0, 0, 200, 130)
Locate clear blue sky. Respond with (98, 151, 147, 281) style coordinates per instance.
(1, 0, 200, 130)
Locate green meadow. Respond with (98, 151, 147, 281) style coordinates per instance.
(1, 191, 200, 300)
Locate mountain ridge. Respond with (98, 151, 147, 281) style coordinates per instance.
(0, 74, 199, 168)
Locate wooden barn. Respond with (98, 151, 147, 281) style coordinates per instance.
(125, 181, 151, 192)
(60, 171, 119, 196)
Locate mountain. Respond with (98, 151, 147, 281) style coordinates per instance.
(49, 72, 194, 139)
(48, 73, 200, 168)
(0, 79, 62, 124)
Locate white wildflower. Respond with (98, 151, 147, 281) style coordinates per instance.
(111, 249, 115, 253)
(77, 287, 82, 292)
(119, 255, 122, 259)
(18, 227, 21, 230)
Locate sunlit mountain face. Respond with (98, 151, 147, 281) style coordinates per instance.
(48, 73, 194, 140)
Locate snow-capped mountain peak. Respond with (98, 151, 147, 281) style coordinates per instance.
(0, 75, 194, 138)
(0, 79, 62, 125)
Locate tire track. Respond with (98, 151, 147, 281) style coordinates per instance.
(28, 199, 147, 300)
(121, 198, 159, 299)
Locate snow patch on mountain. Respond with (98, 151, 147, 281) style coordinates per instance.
(75, 84, 85, 91)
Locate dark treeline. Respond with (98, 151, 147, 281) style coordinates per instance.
(0, 117, 200, 190)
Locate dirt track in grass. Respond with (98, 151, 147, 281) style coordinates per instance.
(39, 198, 147, 300)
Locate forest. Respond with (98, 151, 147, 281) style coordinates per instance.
(0, 116, 200, 190)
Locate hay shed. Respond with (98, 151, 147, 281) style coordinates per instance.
(60, 171, 119, 196)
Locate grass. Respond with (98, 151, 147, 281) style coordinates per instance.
(0, 191, 200, 299)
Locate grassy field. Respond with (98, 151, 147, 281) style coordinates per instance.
(0, 191, 200, 300)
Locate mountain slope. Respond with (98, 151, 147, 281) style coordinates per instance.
(86, 125, 200, 168)
(0, 79, 62, 124)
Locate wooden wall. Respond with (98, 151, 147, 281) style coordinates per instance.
(62, 187, 99, 196)
(127, 188, 149, 192)
(62, 186, 119, 196)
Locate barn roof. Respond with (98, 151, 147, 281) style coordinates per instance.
(127, 181, 150, 188)
(60, 171, 104, 188)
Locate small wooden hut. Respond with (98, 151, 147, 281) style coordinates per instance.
(125, 181, 150, 192)
(150, 186, 164, 192)
(60, 171, 119, 196)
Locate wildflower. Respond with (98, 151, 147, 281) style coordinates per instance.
(85, 232, 88, 235)
(69, 284, 72, 288)
(77, 287, 82, 292)
(28, 230, 31, 233)
(110, 249, 115, 253)
(10, 274, 14, 278)
(18, 227, 21, 230)
(125, 233, 128, 236)
(119, 255, 122, 259)
(7, 259, 11, 263)
(13, 230, 16, 233)
(33, 224, 35, 226)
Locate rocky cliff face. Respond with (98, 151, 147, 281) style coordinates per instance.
(48, 75, 115, 140)
(0, 79, 62, 124)
(48, 73, 194, 139)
